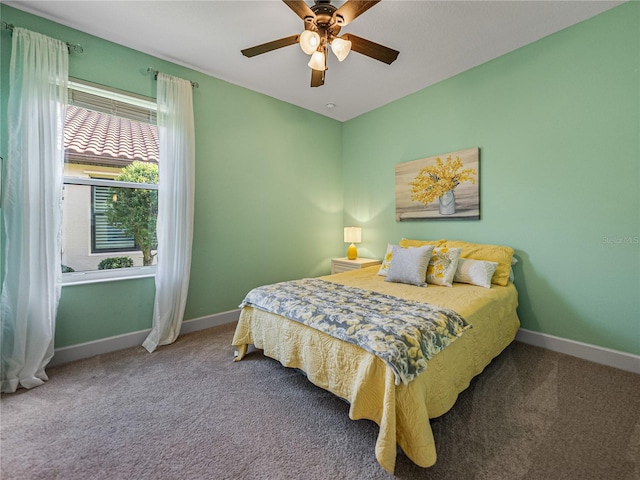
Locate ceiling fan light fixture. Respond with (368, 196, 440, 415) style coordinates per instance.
(330, 37, 351, 62)
(299, 30, 321, 55)
(241, 0, 399, 88)
(308, 50, 326, 71)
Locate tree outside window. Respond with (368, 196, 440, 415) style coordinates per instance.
(106, 161, 159, 266)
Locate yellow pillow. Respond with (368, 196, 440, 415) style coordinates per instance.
(443, 240, 514, 286)
(399, 238, 447, 248)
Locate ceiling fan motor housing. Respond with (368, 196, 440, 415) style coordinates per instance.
(310, 1, 342, 28)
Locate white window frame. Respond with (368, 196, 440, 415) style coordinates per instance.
(62, 80, 158, 286)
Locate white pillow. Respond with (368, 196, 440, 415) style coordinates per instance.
(426, 247, 462, 287)
(454, 258, 499, 288)
(385, 245, 434, 287)
(377, 243, 394, 276)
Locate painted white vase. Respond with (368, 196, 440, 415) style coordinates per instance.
(438, 189, 456, 215)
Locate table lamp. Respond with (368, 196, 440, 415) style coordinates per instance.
(343, 227, 362, 260)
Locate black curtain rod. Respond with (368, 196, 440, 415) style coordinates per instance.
(1, 20, 83, 54)
(147, 67, 199, 89)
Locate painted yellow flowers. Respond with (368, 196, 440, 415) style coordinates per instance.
(409, 155, 476, 206)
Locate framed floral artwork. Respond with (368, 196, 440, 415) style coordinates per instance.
(395, 147, 480, 221)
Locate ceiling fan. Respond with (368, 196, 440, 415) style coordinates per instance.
(241, 0, 399, 87)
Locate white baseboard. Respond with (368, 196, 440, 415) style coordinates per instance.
(50, 317, 639, 375)
(516, 328, 640, 374)
(49, 309, 240, 367)
(179, 309, 239, 335)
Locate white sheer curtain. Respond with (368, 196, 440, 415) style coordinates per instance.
(1, 28, 68, 393)
(143, 73, 195, 352)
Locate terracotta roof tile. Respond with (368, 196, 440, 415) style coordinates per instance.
(65, 105, 158, 166)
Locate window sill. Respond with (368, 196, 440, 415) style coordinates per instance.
(62, 266, 156, 286)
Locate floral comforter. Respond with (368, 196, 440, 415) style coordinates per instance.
(239, 278, 471, 385)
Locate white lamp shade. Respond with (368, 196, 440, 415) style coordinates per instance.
(344, 227, 362, 243)
(330, 37, 352, 62)
(299, 30, 320, 55)
(307, 50, 326, 71)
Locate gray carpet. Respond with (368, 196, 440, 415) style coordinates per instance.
(1, 322, 639, 480)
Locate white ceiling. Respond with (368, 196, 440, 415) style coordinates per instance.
(4, 0, 624, 121)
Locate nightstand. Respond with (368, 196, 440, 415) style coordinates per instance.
(331, 257, 381, 275)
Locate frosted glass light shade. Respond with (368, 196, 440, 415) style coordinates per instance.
(308, 50, 326, 71)
(344, 227, 362, 243)
(331, 37, 352, 62)
(299, 30, 321, 55)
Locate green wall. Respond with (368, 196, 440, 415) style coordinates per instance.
(0, 5, 343, 348)
(343, 2, 639, 355)
(1, 4, 638, 356)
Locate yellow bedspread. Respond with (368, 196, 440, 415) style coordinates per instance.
(232, 266, 520, 473)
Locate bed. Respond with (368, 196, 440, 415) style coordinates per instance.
(232, 239, 519, 473)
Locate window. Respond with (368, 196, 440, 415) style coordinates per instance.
(62, 80, 159, 284)
(92, 185, 136, 252)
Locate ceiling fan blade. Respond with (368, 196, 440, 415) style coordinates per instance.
(310, 69, 325, 87)
(341, 33, 399, 65)
(241, 34, 300, 58)
(333, 0, 380, 26)
(283, 0, 315, 21)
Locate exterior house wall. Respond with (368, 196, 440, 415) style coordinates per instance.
(62, 163, 146, 272)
